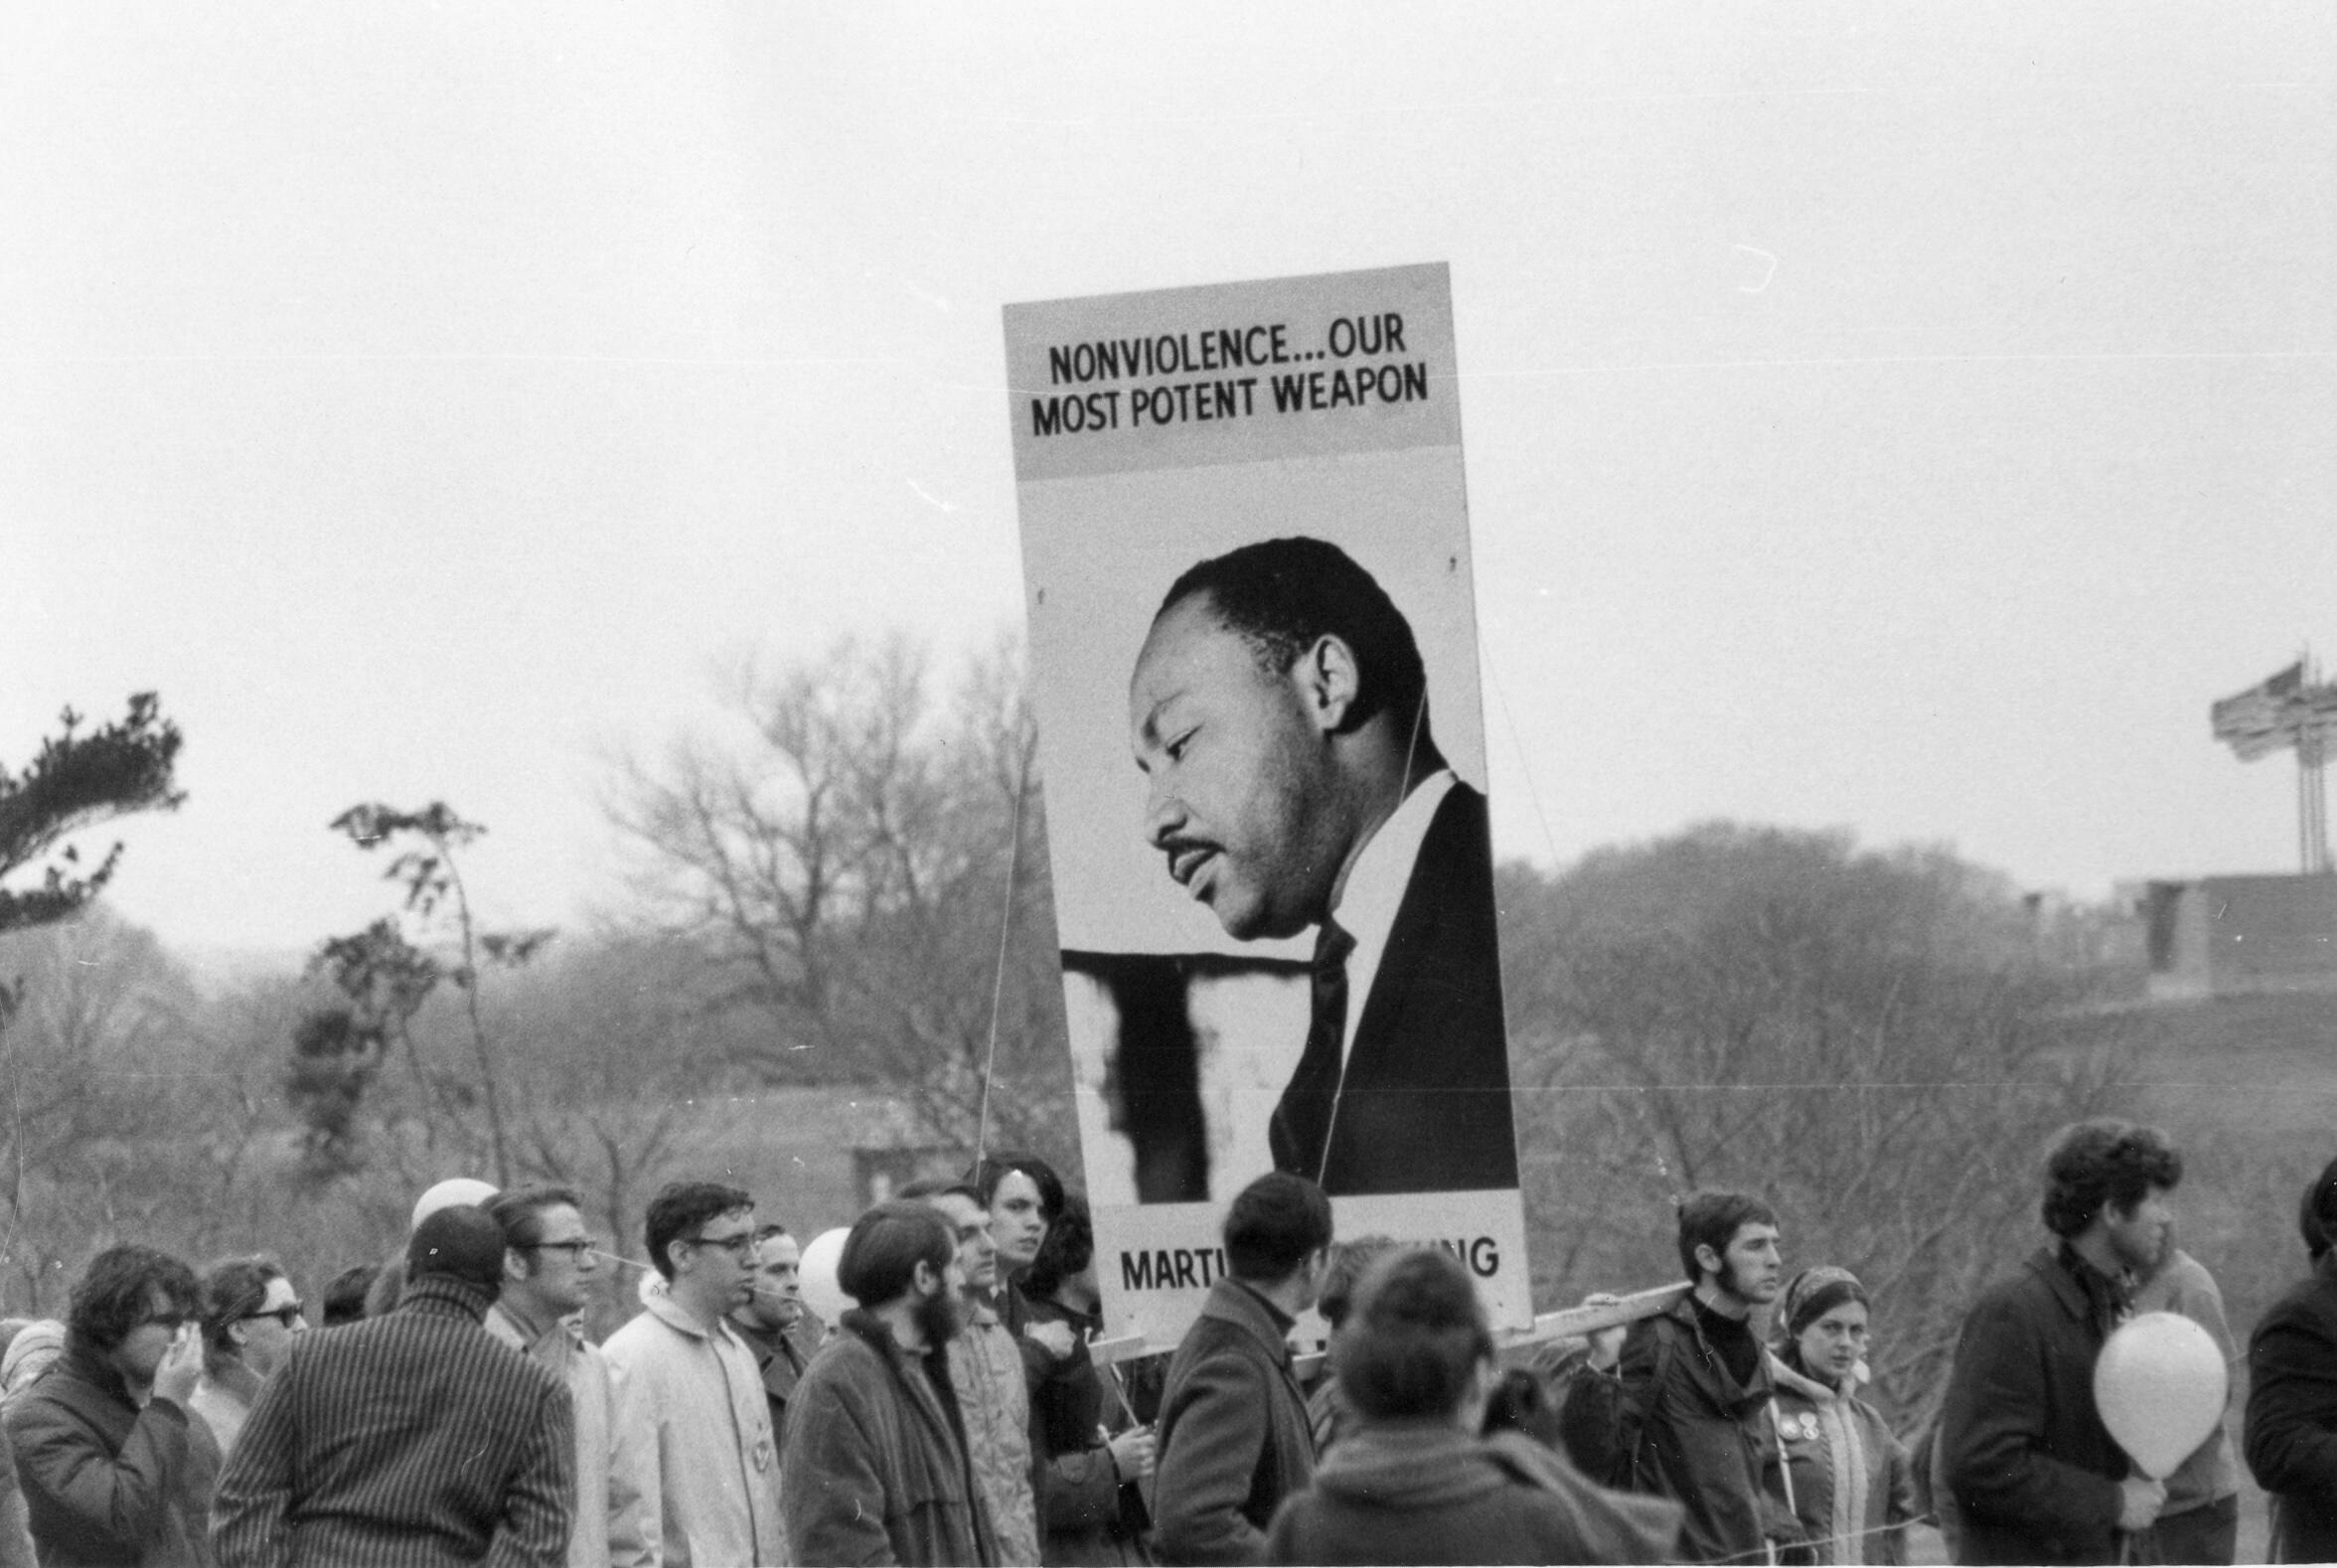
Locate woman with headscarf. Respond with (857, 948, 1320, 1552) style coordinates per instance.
(1767, 1267, 1918, 1565)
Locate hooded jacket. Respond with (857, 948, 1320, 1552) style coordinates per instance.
(1263, 1420, 1679, 1566)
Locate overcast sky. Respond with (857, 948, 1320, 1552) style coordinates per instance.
(6, 4, 2333, 961)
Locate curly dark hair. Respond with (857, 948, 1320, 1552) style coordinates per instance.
(68, 1245, 197, 1354)
(2041, 1120, 2183, 1238)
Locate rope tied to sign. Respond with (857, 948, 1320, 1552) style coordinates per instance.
(974, 721, 1034, 1168)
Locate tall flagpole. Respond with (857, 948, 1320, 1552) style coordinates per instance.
(2306, 648, 2331, 874)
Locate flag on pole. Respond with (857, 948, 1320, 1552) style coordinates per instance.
(2213, 661, 2307, 760)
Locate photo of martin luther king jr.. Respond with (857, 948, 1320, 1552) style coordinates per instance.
(1126, 535, 1519, 1197)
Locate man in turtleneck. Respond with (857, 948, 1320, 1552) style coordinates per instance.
(1559, 1190, 1794, 1564)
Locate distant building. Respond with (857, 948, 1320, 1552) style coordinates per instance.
(2143, 874, 2337, 1000)
(690, 1085, 972, 1232)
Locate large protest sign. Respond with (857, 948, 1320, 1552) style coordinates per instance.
(1006, 263, 1531, 1347)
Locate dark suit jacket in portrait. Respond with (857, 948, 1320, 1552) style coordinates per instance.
(1314, 781, 1519, 1196)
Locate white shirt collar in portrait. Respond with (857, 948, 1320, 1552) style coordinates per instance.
(1324, 767, 1456, 1072)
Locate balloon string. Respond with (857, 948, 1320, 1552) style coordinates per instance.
(975, 726, 1033, 1167)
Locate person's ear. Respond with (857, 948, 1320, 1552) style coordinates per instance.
(227, 1321, 247, 1351)
(1694, 1242, 1722, 1280)
(911, 1259, 941, 1298)
(1295, 635, 1362, 732)
(504, 1248, 530, 1286)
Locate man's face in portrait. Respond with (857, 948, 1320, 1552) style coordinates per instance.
(1130, 592, 1351, 941)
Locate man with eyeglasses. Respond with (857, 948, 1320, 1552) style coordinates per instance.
(4, 1244, 219, 1565)
(487, 1185, 655, 1568)
(603, 1180, 787, 1566)
(190, 1257, 305, 1464)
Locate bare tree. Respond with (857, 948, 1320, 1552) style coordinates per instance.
(1500, 823, 2131, 1425)
(604, 632, 1076, 1167)
(0, 909, 201, 1308)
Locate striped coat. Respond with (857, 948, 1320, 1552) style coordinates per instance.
(212, 1274, 575, 1568)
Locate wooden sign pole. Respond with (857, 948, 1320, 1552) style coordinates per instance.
(1089, 1281, 1690, 1373)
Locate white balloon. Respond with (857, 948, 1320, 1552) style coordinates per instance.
(2094, 1311, 2229, 1480)
(410, 1177, 499, 1231)
(797, 1227, 854, 1329)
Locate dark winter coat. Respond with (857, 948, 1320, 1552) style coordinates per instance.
(1938, 1245, 2130, 1566)
(1557, 1293, 1791, 1564)
(1151, 1280, 1313, 1566)
(779, 1309, 1000, 1567)
(2245, 1250, 2337, 1564)
(731, 1315, 824, 1463)
(2, 1339, 220, 1567)
(1014, 1292, 1148, 1567)
(1262, 1420, 1680, 1566)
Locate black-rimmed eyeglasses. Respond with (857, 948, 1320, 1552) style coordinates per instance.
(689, 1232, 756, 1259)
(240, 1304, 305, 1329)
(521, 1238, 600, 1260)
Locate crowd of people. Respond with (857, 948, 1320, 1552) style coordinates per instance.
(3, 1119, 2337, 1565)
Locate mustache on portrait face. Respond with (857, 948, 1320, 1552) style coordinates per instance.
(1159, 837, 1221, 881)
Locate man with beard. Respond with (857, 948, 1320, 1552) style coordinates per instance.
(780, 1200, 1000, 1566)
(1559, 1190, 1795, 1565)
(602, 1181, 785, 1567)
(727, 1222, 824, 1460)
(1939, 1120, 2179, 1565)
(904, 1180, 1038, 1565)
(1127, 537, 1516, 1196)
